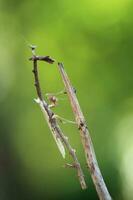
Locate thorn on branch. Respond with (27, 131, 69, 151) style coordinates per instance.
(72, 87, 77, 94)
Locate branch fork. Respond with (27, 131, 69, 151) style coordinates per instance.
(30, 54, 87, 190)
(29, 49, 112, 199)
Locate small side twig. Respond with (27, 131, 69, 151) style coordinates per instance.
(30, 56, 87, 190)
(57, 62, 112, 200)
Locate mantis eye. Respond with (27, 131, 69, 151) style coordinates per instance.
(29, 45, 37, 50)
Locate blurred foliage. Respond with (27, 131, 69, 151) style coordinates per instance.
(0, 0, 133, 199)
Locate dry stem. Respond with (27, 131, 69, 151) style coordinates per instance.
(58, 62, 112, 200)
(30, 56, 87, 190)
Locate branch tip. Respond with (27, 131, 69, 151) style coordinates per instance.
(58, 62, 64, 68)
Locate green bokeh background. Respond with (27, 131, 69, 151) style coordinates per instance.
(0, 0, 133, 199)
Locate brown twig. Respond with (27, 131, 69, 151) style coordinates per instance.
(30, 56, 87, 190)
(57, 62, 112, 200)
(29, 55, 55, 64)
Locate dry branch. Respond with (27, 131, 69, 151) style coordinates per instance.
(29, 55, 55, 64)
(29, 56, 87, 190)
(57, 62, 112, 200)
